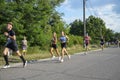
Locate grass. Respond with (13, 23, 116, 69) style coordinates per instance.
(0, 45, 99, 66)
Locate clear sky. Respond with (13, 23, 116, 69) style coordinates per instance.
(56, 0, 120, 32)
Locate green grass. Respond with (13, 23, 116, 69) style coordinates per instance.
(0, 45, 99, 66)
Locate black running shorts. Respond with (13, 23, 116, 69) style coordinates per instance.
(61, 43, 66, 49)
(51, 44, 57, 49)
(5, 41, 18, 52)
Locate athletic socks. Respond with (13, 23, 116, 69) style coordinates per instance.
(19, 55, 26, 63)
(3, 55, 26, 68)
(3, 55, 9, 65)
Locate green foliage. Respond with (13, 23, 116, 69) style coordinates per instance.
(104, 28, 114, 42)
(1, 0, 119, 52)
(69, 19, 83, 36)
(69, 15, 120, 44)
(68, 35, 83, 47)
(0, 0, 68, 50)
(114, 32, 120, 40)
(27, 46, 41, 54)
(86, 15, 107, 43)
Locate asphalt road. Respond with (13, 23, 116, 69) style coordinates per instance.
(0, 48, 120, 80)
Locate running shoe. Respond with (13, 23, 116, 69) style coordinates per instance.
(60, 59, 64, 63)
(51, 56, 55, 60)
(58, 56, 61, 61)
(68, 55, 71, 59)
(3, 65, 10, 69)
(23, 61, 27, 68)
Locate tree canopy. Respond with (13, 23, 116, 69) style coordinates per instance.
(0, 0, 66, 49)
(0, 0, 120, 51)
(69, 15, 120, 44)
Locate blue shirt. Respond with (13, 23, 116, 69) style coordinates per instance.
(60, 36, 67, 43)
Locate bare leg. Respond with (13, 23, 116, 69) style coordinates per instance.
(101, 45, 104, 51)
(55, 48, 60, 57)
(3, 48, 9, 55)
(85, 45, 88, 55)
(61, 48, 65, 62)
(22, 50, 26, 56)
(50, 48, 54, 57)
(55, 49, 61, 60)
(64, 48, 70, 59)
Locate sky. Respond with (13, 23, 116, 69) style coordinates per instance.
(56, 0, 120, 32)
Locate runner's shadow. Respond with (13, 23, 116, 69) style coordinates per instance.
(28, 59, 61, 64)
(9, 66, 23, 69)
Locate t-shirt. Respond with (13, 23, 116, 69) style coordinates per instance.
(22, 40, 27, 46)
(84, 36, 90, 44)
(8, 30, 15, 36)
(8, 30, 15, 41)
(5, 30, 15, 45)
(60, 36, 67, 43)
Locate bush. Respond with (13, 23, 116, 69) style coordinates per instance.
(68, 35, 83, 47)
(27, 46, 41, 54)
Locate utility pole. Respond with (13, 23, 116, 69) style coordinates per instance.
(83, 0, 86, 48)
(83, 0, 86, 37)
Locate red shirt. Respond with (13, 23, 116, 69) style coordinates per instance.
(84, 36, 90, 44)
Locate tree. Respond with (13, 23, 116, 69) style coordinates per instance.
(0, 0, 65, 50)
(105, 28, 114, 42)
(69, 15, 107, 44)
(69, 19, 83, 36)
(86, 15, 107, 43)
(114, 32, 120, 40)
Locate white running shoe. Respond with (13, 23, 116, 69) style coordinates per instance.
(51, 56, 55, 60)
(60, 59, 64, 63)
(58, 56, 61, 61)
(68, 55, 71, 59)
(23, 61, 27, 68)
(3, 65, 10, 69)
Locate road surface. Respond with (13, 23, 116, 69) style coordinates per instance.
(0, 48, 120, 80)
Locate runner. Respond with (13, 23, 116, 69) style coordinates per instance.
(60, 31, 70, 62)
(100, 36, 105, 51)
(118, 39, 120, 48)
(84, 33, 91, 54)
(116, 39, 119, 48)
(50, 32, 60, 60)
(3, 22, 27, 68)
(22, 36, 27, 56)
